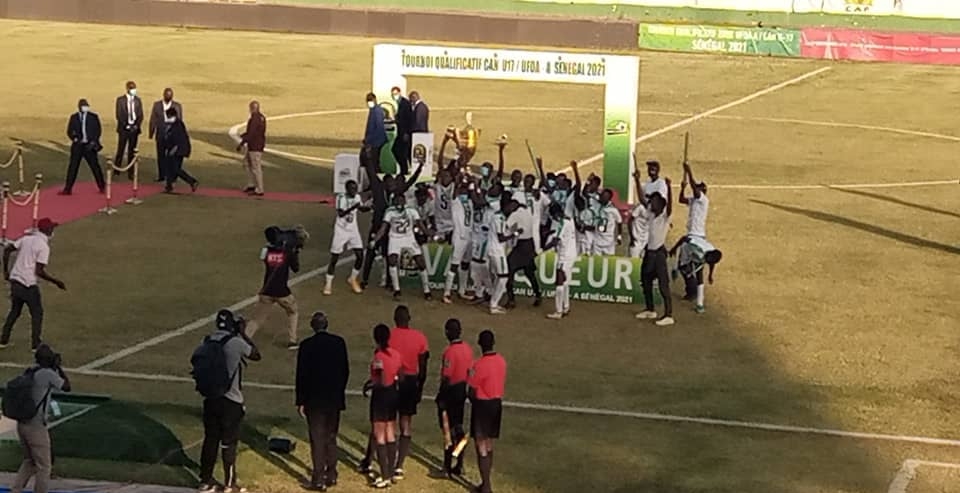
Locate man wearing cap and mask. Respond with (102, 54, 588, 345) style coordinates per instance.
(0, 218, 66, 351)
(295, 312, 349, 491)
(62, 99, 106, 195)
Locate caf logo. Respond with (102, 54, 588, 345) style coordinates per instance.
(413, 144, 427, 161)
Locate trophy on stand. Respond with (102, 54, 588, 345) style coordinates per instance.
(447, 111, 480, 166)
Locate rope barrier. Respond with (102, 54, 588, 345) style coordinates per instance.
(124, 151, 143, 205)
(0, 143, 21, 169)
(101, 150, 143, 214)
(0, 141, 29, 197)
(1, 173, 43, 244)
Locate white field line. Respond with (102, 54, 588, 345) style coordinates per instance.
(76, 256, 354, 371)
(47, 403, 99, 430)
(4, 362, 960, 449)
(887, 459, 960, 493)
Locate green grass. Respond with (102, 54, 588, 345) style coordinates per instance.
(0, 18, 958, 493)
(271, 0, 960, 33)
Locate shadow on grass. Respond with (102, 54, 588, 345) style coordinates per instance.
(752, 199, 960, 255)
(263, 135, 360, 150)
(240, 417, 311, 485)
(828, 186, 960, 220)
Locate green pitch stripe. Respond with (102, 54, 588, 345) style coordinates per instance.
(268, 0, 960, 34)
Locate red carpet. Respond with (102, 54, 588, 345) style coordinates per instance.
(4, 182, 332, 241)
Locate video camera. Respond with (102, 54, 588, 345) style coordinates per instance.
(269, 225, 310, 251)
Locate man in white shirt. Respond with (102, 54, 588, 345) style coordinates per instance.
(545, 203, 578, 319)
(635, 178, 675, 327)
(679, 161, 709, 238)
(0, 219, 66, 350)
(643, 160, 669, 202)
(504, 199, 541, 308)
(371, 194, 432, 300)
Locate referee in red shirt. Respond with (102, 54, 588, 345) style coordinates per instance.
(436, 318, 473, 477)
(365, 324, 401, 489)
(468, 330, 507, 493)
(388, 305, 429, 479)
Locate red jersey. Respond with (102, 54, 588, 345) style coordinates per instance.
(370, 348, 402, 386)
(468, 352, 507, 400)
(389, 326, 429, 376)
(441, 340, 474, 385)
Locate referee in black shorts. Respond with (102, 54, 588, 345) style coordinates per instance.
(467, 330, 507, 493)
(503, 199, 542, 307)
(365, 324, 401, 488)
(436, 319, 474, 477)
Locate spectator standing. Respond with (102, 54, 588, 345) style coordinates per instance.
(6, 344, 70, 493)
(296, 312, 349, 491)
(149, 88, 183, 182)
(238, 100, 267, 196)
(159, 107, 199, 194)
(390, 87, 413, 176)
(410, 91, 429, 133)
(194, 310, 261, 493)
(61, 99, 106, 195)
(114, 81, 143, 180)
(362, 93, 387, 173)
(244, 226, 301, 350)
(0, 218, 66, 351)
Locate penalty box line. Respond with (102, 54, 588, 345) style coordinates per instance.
(77, 256, 355, 371)
(888, 459, 960, 493)
(6, 362, 960, 449)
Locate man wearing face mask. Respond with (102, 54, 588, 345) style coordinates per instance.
(114, 81, 143, 180)
(390, 87, 413, 177)
(61, 99, 106, 195)
(362, 93, 387, 174)
(149, 88, 183, 183)
(159, 107, 199, 194)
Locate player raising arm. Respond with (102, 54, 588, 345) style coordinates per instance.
(544, 202, 578, 319)
(678, 161, 709, 238)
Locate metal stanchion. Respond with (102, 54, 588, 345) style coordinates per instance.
(11, 141, 27, 197)
(99, 159, 118, 215)
(1, 181, 9, 246)
(125, 151, 143, 205)
(31, 173, 42, 227)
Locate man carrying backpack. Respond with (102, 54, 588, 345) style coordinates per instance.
(4, 344, 70, 493)
(192, 309, 261, 493)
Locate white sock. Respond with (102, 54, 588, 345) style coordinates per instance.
(324, 273, 334, 288)
(380, 259, 387, 286)
(554, 285, 565, 313)
(420, 269, 431, 294)
(444, 270, 456, 296)
(491, 277, 508, 308)
(696, 284, 705, 306)
(389, 266, 400, 292)
(350, 268, 360, 281)
(471, 263, 487, 297)
(458, 266, 470, 296)
(563, 285, 571, 313)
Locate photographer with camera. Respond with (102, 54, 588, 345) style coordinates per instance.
(191, 310, 261, 493)
(3, 344, 70, 493)
(244, 226, 304, 350)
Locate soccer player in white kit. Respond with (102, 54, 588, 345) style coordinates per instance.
(433, 169, 456, 241)
(545, 202, 578, 319)
(469, 183, 502, 304)
(370, 193, 432, 300)
(679, 161, 709, 238)
(628, 170, 652, 258)
(443, 181, 474, 304)
(486, 198, 514, 315)
(592, 189, 623, 256)
(324, 180, 369, 295)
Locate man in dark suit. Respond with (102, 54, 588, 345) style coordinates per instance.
(295, 312, 349, 491)
(410, 91, 430, 134)
(159, 107, 198, 193)
(148, 88, 183, 182)
(114, 81, 143, 180)
(390, 87, 413, 176)
(61, 99, 105, 195)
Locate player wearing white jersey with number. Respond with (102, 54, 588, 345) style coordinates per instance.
(591, 189, 623, 256)
(325, 180, 370, 295)
(443, 182, 474, 304)
(371, 194, 432, 300)
(679, 161, 709, 238)
(486, 198, 515, 315)
(545, 203, 578, 319)
(433, 169, 456, 239)
(469, 183, 502, 304)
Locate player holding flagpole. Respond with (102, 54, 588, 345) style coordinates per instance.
(370, 194, 432, 300)
(324, 180, 369, 295)
(679, 161, 709, 239)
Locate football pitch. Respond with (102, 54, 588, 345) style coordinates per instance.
(0, 19, 958, 493)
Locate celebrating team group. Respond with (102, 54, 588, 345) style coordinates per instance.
(325, 123, 723, 326)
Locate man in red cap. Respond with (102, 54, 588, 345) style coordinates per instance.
(0, 218, 66, 351)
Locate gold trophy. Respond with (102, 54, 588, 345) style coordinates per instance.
(447, 112, 480, 164)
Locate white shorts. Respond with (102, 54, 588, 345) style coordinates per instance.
(330, 228, 363, 255)
(555, 256, 576, 278)
(450, 237, 472, 266)
(471, 238, 488, 262)
(577, 232, 592, 256)
(388, 236, 422, 257)
(488, 252, 508, 275)
(592, 243, 616, 256)
(628, 244, 645, 258)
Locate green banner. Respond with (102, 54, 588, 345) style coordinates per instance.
(401, 244, 661, 305)
(639, 23, 801, 57)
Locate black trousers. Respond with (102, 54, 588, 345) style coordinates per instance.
(306, 407, 340, 485)
(391, 136, 410, 176)
(162, 156, 197, 189)
(360, 145, 383, 174)
(200, 397, 245, 485)
(0, 281, 43, 348)
(506, 239, 540, 302)
(114, 129, 139, 178)
(66, 143, 105, 192)
(361, 222, 388, 284)
(641, 247, 672, 316)
(154, 138, 165, 180)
